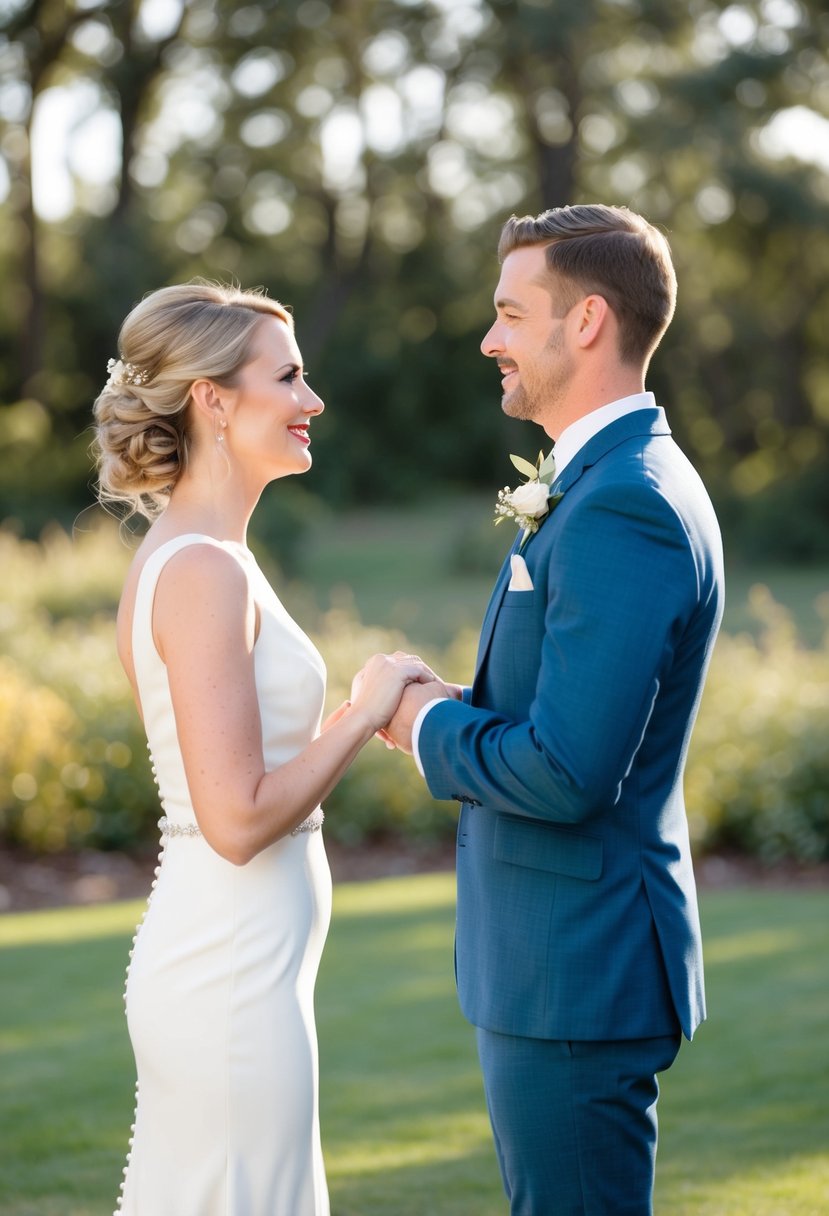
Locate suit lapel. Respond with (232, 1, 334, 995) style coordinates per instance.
(471, 408, 671, 698)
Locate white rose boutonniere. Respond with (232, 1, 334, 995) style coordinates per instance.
(494, 450, 562, 551)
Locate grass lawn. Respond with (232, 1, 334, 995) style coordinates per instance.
(283, 494, 829, 650)
(1, 877, 827, 1214)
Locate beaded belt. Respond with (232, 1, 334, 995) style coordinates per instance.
(158, 809, 324, 839)
(293, 808, 325, 834)
(158, 816, 202, 838)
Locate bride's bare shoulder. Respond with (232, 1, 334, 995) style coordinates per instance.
(124, 535, 250, 665)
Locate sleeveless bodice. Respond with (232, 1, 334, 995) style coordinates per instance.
(132, 534, 327, 830)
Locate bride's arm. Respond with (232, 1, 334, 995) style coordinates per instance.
(154, 546, 421, 864)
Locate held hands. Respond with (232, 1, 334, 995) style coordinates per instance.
(348, 651, 444, 735)
(322, 652, 462, 753)
(371, 654, 464, 755)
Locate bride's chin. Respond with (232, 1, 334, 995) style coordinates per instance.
(268, 455, 312, 481)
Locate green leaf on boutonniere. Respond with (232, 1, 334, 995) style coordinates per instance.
(538, 450, 557, 483)
(509, 453, 539, 480)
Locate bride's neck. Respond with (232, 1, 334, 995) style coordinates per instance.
(164, 470, 257, 545)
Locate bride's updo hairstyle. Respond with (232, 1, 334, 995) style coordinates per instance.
(93, 280, 292, 519)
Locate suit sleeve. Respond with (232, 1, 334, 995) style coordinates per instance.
(418, 480, 700, 824)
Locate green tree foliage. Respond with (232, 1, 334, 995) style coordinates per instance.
(0, 0, 827, 540)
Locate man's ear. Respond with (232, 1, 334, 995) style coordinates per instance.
(573, 294, 611, 350)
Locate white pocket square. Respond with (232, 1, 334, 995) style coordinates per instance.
(508, 553, 534, 592)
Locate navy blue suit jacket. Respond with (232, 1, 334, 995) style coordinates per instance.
(419, 408, 723, 1042)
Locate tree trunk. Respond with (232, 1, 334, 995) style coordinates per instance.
(6, 1, 92, 397)
(19, 125, 43, 396)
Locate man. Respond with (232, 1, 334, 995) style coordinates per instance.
(385, 204, 723, 1214)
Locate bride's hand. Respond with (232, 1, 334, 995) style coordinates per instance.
(349, 652, 437, 732)
(373, 661, 460, 749)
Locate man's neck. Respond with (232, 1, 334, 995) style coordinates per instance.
(545, 372, 646, 441)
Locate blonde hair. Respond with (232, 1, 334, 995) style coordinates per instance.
(92, 281, 292, 519)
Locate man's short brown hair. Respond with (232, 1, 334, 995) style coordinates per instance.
(498, 204, 677, 365)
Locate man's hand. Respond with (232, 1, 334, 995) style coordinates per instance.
(384, 680, 451, 754)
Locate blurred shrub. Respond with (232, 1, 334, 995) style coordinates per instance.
(686, 586, 829, 864)
(0, 523, 151, 849)
(0, 526, 827, 864)
(0, 518, 130, 618)
(0, 401, 94, 536)
(0, 611, 156, 851)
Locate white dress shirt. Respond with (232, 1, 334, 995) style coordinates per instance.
(410, 392, 657, 775)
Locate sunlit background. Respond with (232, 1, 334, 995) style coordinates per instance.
(1, 9, 828, 1211)
(26, 4, 829, 225)
(0, 0, 827, 871)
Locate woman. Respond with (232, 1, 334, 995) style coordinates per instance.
(93, 282, 434, 1215)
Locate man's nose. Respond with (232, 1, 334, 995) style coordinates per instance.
(480, 322, 502, 357)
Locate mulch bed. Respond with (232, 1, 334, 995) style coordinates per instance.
(0, 842, 825, 915)
(0, 840, 458, 914)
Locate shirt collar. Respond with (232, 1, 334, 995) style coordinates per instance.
(552, 392, 656, 478)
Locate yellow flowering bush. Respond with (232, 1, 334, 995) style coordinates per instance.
(0, 610, 156, 851)
(0, 523, 152, 849)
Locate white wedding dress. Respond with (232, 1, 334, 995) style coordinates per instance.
(115, 535, 332, 1216)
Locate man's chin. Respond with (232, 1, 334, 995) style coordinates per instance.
(501, 389, 536, 422)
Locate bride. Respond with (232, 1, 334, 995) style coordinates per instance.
(92, 281, 437, 1215)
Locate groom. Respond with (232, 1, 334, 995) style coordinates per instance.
(385, 204, 724, 1214)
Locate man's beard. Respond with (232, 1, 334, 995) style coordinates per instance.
(501, 381, 535, 421)
(501, 325, 572, 423)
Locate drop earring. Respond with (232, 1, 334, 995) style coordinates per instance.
(215, 419, 227, 447)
